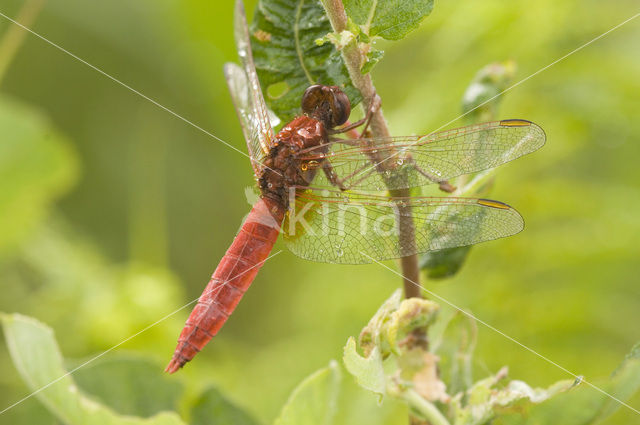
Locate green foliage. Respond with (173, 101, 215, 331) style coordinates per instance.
(191, 387, 261, 425)
(2, 0, 640, 424)
(429, 311, 476, 395)
(1, 313, 268, 425)
(450, 370, 574, 425)
(72, 356, 183, 417)
(344, 292, 446, 407)
(8, 303, 640, 425)
(0, 95, 78, 257)
(420, 60, 517, 279)
(419, 246, 472, 279)
(332, 0, 434, 75)
(342, 0, 434, 40)
(342, 292, 640, 425)
(461, 61, 517, 123)
(2, 309, 403, 425)
(1, 313, 184, 425)
(343, 337, 386, 399)
(500, 343, 640, 425)
(249, 0, 361, 123)
(273, 361, 341, 425)
(249, 0, 435, 122)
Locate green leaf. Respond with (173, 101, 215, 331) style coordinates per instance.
(333, 377, 408, 425)
(599, 342, 640, 419)
(191, 387, 261, 425)
(361, 49, 384, 74)
(343, 337, 386, 399)
(274, 361, 342, 425)
(504, 342, 640, 425)
(315, 29, 357, 50)
(358, 289, 403, 356)
(73, 355, 183, 417)
(419, 61, 515, 279)
(420, 246, 472, 280)
(1, 313, 184, 425)
(451, 367, 574, 425)
(343, 0, 434, 40)
(461, 60, 516, 123)
(418, 209, 486, 280)
(385, 297, 439, 351)
(0, 95, 78, 256)
(345, 292, 442, 402)
(250, 0, 361, 123)
(430, 312, 477, 395)
(356, 290, 438, 358)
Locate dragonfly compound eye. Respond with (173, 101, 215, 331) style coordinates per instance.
(301, 85, 351, 128)
(301, 85, 325, 115)
(329, 88, 350, 127)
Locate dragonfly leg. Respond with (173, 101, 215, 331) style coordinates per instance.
(328, 136, 360, 146)
(329, 117, 367, 135)
(358, 93, 381, 136)
(322, 161, 348, 191)
(405, 154, 457, 193)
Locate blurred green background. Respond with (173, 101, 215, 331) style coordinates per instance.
(0, 0, 639, 424)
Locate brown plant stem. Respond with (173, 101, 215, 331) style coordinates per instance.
(321, 0, 422, 300)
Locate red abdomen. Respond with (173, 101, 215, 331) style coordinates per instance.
(165, 197, 285, 373)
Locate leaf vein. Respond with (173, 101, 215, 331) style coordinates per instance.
(294, 0, 315, 85)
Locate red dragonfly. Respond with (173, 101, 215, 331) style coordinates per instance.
(165, 0, 545, 373)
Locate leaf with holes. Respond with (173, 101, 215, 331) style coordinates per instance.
(250, 0, 361, 123)
(343, 337, 387, 400)
(450, 368, 575, 425)
(501, 342, 640, 425)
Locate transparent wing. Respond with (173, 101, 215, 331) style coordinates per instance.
(282, 188, 524, 264)
(299, 120, 545, 190)
(224, 0, 275, 177)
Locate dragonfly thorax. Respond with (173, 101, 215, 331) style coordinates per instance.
(259, 115, 329, 206)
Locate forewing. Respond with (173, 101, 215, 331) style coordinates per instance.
(224, 0, 275, 177)
(299, 120, 545, 190)
(282, 188, 524, 264)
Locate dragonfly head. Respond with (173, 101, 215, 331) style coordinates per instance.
(301, 85, 351, 129)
